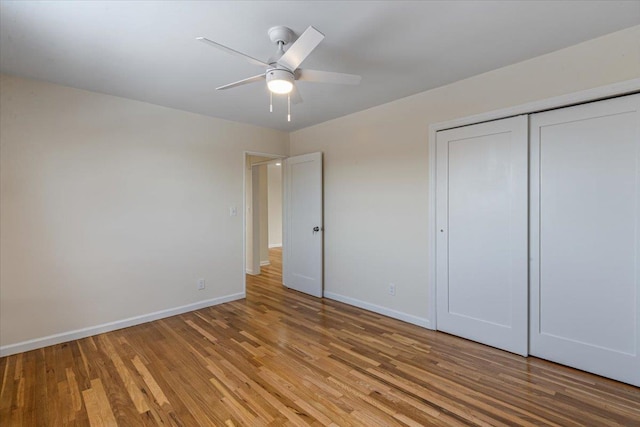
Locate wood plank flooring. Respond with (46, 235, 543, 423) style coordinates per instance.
(1, 247, 639, 426)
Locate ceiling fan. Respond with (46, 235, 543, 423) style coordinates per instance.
(196, 26, 361, 121)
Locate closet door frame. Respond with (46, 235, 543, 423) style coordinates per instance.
(427, 79, 640, 330)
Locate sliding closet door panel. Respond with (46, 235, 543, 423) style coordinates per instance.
(530, 93, 640, 386)
(436, 115, 528, 356)
(448, 135, 512, 325)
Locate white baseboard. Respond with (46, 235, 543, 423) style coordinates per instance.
(260, 261, 271, 266)
(323, 292, 431, 329)
(268, 244, 282, 248)
(0, 292, 245, 357)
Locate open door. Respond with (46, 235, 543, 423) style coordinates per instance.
(283, 152, 323, 297)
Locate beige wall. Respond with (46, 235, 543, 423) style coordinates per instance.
(244, 155, 260, 273)
(2, 25, 639, 351)
(267, 163, 282, 248)
(258, 164, 269, 264)
(0, 75, 288, 350)
(244, 156, 272, 272)
(245, 159, 281, 272)
(289, 25, 640, 325)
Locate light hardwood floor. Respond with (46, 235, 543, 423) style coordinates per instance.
(1, 247, 639, 426)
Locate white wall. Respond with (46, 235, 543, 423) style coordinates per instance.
(0, 75, 288, 352)
(289, 25, 640, 327)
(267, 163, 282, 248)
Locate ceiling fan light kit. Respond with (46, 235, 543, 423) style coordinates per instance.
(197, 25, 361, 123)
(266, 69, 294, 94)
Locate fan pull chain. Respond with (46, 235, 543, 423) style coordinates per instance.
(287, 93, 291, 122)
(270, 92, 273, 113)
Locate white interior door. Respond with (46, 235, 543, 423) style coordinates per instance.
(436, 115, 528, 356)
(530, 94, 640, 386)
(283, 152, 323, 297)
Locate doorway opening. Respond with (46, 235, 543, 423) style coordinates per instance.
(244, 151, 324, 299)
(244, 153, 285, 293)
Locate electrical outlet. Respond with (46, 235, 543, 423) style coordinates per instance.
(197, 279, 205, 290)
(388, 283, 396, 296)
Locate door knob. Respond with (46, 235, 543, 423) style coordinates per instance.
(313, 226, 320, 233)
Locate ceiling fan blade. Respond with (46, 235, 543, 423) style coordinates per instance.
(197, 37, 270, 68)
(297, 69, 361, 85)
(290, 84, 303, 104)
(277, 26, 325, 71)
(216, 74, 265, 90)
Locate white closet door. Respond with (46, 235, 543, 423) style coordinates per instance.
(530, 94, 640, 386)
(436, 115, 528, 356)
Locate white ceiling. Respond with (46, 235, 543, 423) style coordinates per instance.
(1, 1, 639, 131)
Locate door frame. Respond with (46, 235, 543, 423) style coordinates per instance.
(427, 78, 640, 330)
(243, 151, 287, 295)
